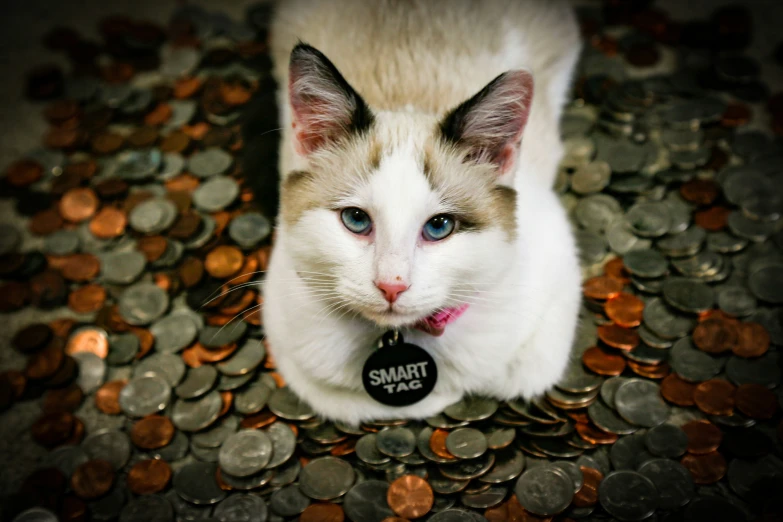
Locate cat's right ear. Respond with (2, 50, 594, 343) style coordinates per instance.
(288, 43, 374, 156)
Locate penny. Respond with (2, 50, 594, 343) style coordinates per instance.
(581, 346, 626, 376)
(130, 415, 175, 449)
(59, 188, 99, 222)
(5, 158, 44, 187)
(66, 327, 109, 358)
(31, 411, 75, 447)
(12, 323, 53, 353)
(596, 323, 639, 350)
(94, 380, 127, 414)
(386, 475, 434, 519)
(127, 459, 171, 495)
(300, 503, 345, 522)
(681, 420, 723, 455)
(67, 284, 107, 313)
(430, 429, 457, 460)
(29, 208, 64, 236)
(575, 423, 618, 445)
(25, 342, 65, 380)
(572, 466, 602, 508)
(60, 253, 100, 282)
(733, 321, 770, 357)
(205, 245, 244, 279)
(680, 451, 727, 484)
(693, 379, 736, 416)
(42, 383, 83, 414)
(89, 207, 127, 239)
(692, 317, 738, 354)
(734, 383, 778, 419)
(71, 459, 115, 499)
(604, 293, 644, 328)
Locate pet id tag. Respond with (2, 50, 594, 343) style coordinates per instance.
(362, 330, 437, 406)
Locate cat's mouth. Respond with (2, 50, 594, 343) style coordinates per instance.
(362, 307, 426, 328)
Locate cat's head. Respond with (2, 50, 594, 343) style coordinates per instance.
(278, 43, 534, 328)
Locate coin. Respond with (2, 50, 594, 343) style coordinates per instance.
(693, 379, 736, 416)
(127, 459, 172, 495)
(387, 475, 434, 519)
(604, 292, 644, 327)
(130, 415, 175, 450)
(734, 383, 778, 419)
(681, 420, 723, 455)
(680, 451, 727, 484)
(218, 429, 272, 477)
(71, 459, 115, 500)
(172, 461, 226, 505)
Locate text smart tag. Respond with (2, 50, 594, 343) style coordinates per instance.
(362, 330, 437, 407)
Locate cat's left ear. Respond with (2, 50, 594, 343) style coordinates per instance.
(440, 70, 534, 176)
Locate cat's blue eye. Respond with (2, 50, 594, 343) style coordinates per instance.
(423, 214, 455, 241)
(341, 207, 373, 235)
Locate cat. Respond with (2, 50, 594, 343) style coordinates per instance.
(261, 0, 583, 424)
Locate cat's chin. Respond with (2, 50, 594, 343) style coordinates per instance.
(360, 308, 426, 329)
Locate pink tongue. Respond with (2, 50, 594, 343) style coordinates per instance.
(414, 304, 469, 337)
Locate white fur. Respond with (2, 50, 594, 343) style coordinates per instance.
(263, 0, 583, 424)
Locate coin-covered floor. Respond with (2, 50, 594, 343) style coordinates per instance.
(1, 0, 783, 521)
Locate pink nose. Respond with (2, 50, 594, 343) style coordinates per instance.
(376, 281, 409, 303)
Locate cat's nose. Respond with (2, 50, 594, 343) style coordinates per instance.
(375, 281, 409, 303)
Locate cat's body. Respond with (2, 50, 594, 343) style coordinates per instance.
(262, 0, 583, 424)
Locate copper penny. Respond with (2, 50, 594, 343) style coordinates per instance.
(127, 126, 159, 149)
(64, 160, 98, 181)
(231, 254, 259, 285)
(71, 459, 115, 499)
(722, 102, 752, 127)
(572, 467, 603, 508)
(679, 179, 720, 207)
(220, 81, 252, 106)
(575, 423, 618, 445)
(50, 318, 77, 339)
(681, 419, 723, 455)
(59, 187, 99, 222)
(582, 276, 623, 300)
(692, 317, 738, 354)
(182, 122, 211, 140)
(60, 253, 100, 282)
(680, 451, 727, 484)
(168, 210, 202, 239)
(12, 323, 53, 353)
(159, 131, 191, 154)
(735, 383, 778, 419)
(205, 245, 244, 279)
(694, 379, 736, 416)
(60, 495, 88, 522)
(5, 158, 44, 187)
(604, 293, 644, 328)
(43, 383, 84, 413)
(26, 342, 65, 380)
(144, 103, 173, 125)
(219, 391, 233, 417)
(603, 259, 627, 282)
(300, 503, 346, 522)
(165, 174, 200, 193)
(0, 370, 27, 401)
(733, 322, 770, 358)
(127, 459, 172, 495)
(62, 416, 86, 446)
(194, 342, 237, 363)
(67, 284, 107, 313)
(29, 207, 64, 235)
(582, 346, 626, 376)
(430, 429, 456, 460)
(240, 411, 278, 429)
(0, 281, 31, 312)
(131, 415, 176, 449)
(137, 236, 168, 262)
(627, 361, 670, 380)
(66, 328, 108, 358)
(89, 207, 127, 239)
(660, 373, 697, 406)
(94, 177, 129, 199)
(179, 256, 205, 288)
(31, 411, 75, 447)
(182, 346, 203, 368)
(694, 206, 730, 231)
(387, 475, 434, 519)
(174, 77, 203, 99)
(94, 380, 127, 415)
(130, 328, 155, 359)
(330, 439, 357, 457)
(597, 323, 639, 350)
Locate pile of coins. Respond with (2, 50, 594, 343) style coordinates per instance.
(1, 1, 782, 522)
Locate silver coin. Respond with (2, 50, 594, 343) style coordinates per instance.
(626, 201, 672, 238)
(213, 493, 268, 522)
(439, 453, 495, 480)
(188, 148, 233, 178)
(576, 229, 608, 266)
(41, 445, 88, 478)
(191, 415, 239, 449)
(343, 480, 395, 522)
(269, 485, 310, 517)
(228, 212, 272, 248)
(623, 250, 668, 278)
(218, 429, 273, 477)
(151, 430, 189, 462)
(107, 333, 139, 366)
(587, 400, 637, 435)
(118, 282, 170, 325)
(529, 437, 582, 458)
(609, 432, 647, 470)
(164, 100, 197, 131)
(43, 229, 80, 255)
(119, 373, 171, 417)
(150, 313, 199, 353)
(299, 456, 356, 500)
(268, 387, 315, 421)
(269, 458, 302, 487)
(657, 226, 706, 258)
(264, 422, 297, 468)
(416, 427, 452, 464)
(165, 489, 213, 520)
(478, 447, 525, 484)
(192, 175, 240, 212)
(571, 160, 611, 195)
(119, 494, 174, 522)
(717, 285, 757, 317)
(375, 426, 416, 458)
(175, 365, 218, 399)
(128, 197, 178, 234)
(216, 339, 265, 376)
(100, 250, 146, 285)
(748, 263, 783, 304)
(89, 486, 127, 521)
(670, 337, 723, 383)
(426, 413, 469, 429)
(638, 458, 694, 510)
(445, 428, 488, 459)
(428, 509, 485, 522)
(662, 277, 714, 314)
(199, 322, 247, 348)
(219, 468, 274, 491)
(551, 460, 584, 494)
(725, 352, 781, 387)
(606, 218, 652, 255)
(72, 351, 106, 394)
(484, 426, 515, 450)
(134, 352, 186, 387)
(152, 239, 184, 268)
(234, 383, 273, 415)
(171, 390, 223, 431)
(11, 508, 59, 522)
(461, 486, 507, 509)
(443, 396, 499, 421)
(158, 152, 185, 180)
(614, 378, 671, 428)
(643, 297, 696, 340)
(514, 465, 573, 516)
(82, 429, 131, 470)
(645, 423, 688, 458)
(218, 372, 255, 391)
(575, 194, 623, 234)
(555, 363, 602, 393)
(173, 461, 227, 505)
(599, 470, 659, 521)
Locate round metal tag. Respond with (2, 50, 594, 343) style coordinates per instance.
(362, 331, 437, 407)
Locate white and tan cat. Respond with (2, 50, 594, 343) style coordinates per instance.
(262, 0, 583, 423)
